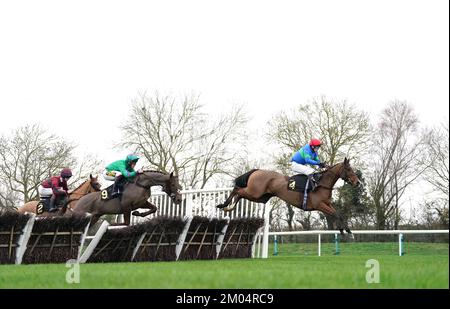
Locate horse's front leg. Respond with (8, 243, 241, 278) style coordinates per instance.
(132, 202, 158, 217)
(335, 210, 353, 239)
(316, 202, 345, 235)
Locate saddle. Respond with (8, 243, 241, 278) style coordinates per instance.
(287, 174, 321, 211)
(287, 174, 315, 193)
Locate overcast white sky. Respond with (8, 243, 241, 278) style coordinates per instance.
(0, 0, 448, 167)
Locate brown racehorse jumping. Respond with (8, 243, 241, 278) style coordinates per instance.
(17, 174, 101, 217)
(217, 158, 362, 236)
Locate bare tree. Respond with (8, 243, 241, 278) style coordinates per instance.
(267, 96, 371, 166)
(119, 91, 248, 189)
(0, 183, 19, 209)
(70, 152, 104, 187)
(418, 120, 449, 226)
(267, 96, 371, 229)
(422, 120, 449, 197)
(366, 100, 430, 229)
(0, 124, 102, 208)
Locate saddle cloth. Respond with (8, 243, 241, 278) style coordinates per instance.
(36, 197, 65, 214)
(100, 184, 116, 201)
(36, 198, 51, 214)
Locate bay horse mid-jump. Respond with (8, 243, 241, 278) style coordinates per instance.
(217, 158, 362, 235)
(72, 171, 183, 226)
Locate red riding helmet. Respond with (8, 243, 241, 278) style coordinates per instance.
(309, 139, 322, 147)
(60, 168, 73, 178)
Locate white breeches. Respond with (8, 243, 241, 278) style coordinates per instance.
(103, 170, 122, 181)
(38, 185, 53, 197)
(291, 162, 315, 175)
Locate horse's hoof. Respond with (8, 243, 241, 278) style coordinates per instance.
(132, 211, 140, 216)
(216, 204, 224, 209)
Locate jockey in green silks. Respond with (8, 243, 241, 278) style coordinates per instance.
(103, 153, 142, 197)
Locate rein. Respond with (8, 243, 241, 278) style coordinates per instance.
(316, 164, 347, 191)
(64, 179, 100, 211)
(134, 179, 151, 190)
(133, 172, 166, 190)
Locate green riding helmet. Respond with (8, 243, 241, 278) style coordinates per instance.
(125, 153, 140, 165)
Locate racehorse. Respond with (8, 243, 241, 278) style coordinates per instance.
(17, 174, 101, 216)
(217, 158, 362, 235)
(72, 171, 183, 226)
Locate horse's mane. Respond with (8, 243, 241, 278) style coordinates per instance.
(316, 162, 343, 176)
(328, 162, 342, 169)
(70, 179, 89, 192)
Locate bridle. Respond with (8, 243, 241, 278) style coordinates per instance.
(133, 174, 152, 190)
(90, 180, 101, 192)
(133, 172, 178, 200)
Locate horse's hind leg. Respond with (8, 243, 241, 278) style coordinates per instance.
(217, 187, 238, 209)
(223, 195, 242, 212)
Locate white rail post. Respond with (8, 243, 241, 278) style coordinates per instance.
(261, 204, 271, 258)
(257, 230, 262, 258)
(176, 216, 193, 260)
(398, 233, 403, 256)
(15, 213, 36, 264)
(78, 220, 110, 263)
(77, 213, 92, 259)
(131, 232, 147, 261)
(216, 217, 230, 259)
(318, 234, 321, 256)
(185, 189, 194, 217)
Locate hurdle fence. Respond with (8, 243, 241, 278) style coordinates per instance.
(116, 187, 270, 258)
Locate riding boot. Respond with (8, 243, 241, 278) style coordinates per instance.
(48, 195, 58, 212)
(112, 176, 125, 198)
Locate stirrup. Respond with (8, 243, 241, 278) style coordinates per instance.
(308, 176, 317, 191)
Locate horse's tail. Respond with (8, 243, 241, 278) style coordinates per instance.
(234, 169, 259, 188)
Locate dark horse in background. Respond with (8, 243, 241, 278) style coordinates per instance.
(72, 171, 183, 226)
(217, 158, 362, 236)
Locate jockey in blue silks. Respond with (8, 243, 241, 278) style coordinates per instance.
(291, 138, 327, 190)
